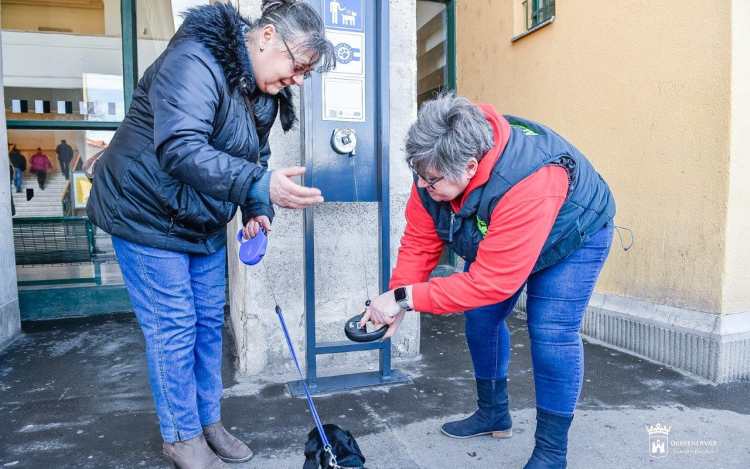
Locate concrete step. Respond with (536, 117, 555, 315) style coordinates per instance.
(12, 189, 66, 195)
(12, 198, 64, 205)
(12, 203, 62, 209)
(12, 188, 68, 196)
(13, 214, 64, 219)
(13, 213, 64, 218)
(12, 197, 65, 205)
(15, 185, 68, 190)
(16, 175, 68, 186)
(12, 200, 63, 206)
(14, 191, 67, 197)
(13, 206, 63, 212)
(12, 185, 68, 192)
(12, 207, 65, 215)
(14, 183, 68, 188)
(12, 200, 64, 205)
(11, 172, 78, 219)
(19, 175, 66, 181)
(12, 179, 67, 217)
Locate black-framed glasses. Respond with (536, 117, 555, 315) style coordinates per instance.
(281, 37, 313, 79)
(418, 173, 445, 188)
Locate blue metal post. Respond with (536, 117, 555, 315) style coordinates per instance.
(301, 66, 318, 388)
(303, 208, 317, 388)
(287, 0, 410, 397)
(377, 0, 392, 380)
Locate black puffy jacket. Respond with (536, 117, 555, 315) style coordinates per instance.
(87, 3, 296, 254)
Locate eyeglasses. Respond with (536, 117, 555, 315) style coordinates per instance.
(418, 173, 445, 188)
(281, 37, 313, 79)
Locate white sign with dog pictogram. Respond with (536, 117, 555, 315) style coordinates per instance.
(325, 0, 363, 31)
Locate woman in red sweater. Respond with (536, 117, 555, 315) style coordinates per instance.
(29, 147, 53, 190)
(362, 94, 616, 469)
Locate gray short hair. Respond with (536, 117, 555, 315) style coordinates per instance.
(405, 93, 494, 182)
(253, 0, 336, 73)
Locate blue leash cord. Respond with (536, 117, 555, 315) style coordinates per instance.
(274, 305, 330, 445)
(263, 260, 339, 467)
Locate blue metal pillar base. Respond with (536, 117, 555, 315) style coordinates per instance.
(288, 369, 410, 397)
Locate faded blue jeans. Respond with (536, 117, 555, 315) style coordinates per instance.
(13, 168, 23, 192)
(112, 236, 226, 442)
(464, 224, 613, 417)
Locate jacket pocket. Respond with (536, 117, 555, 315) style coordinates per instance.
(171, 184, 234, 236)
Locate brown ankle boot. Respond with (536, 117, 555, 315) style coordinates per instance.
(203, 422, 254, 463)
(162, 434, 228, 469)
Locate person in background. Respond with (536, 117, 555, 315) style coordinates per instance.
(9, 162, 16, 216)
(29, 148, 52, 190)
(55, 139, 74, 180)
(9, 144, 26, 193)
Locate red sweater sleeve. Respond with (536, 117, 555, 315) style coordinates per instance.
(389, 184, 445, 290)
(411, 166, 568, 314)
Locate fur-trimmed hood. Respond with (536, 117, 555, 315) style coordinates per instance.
(181, 3, 297, 131)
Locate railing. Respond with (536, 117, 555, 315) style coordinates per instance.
(61, 181, 72, 216)
(61, 150, 81, 216)
(12, 216, 106, 286)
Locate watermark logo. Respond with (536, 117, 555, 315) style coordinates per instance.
(645, 423, 671, 458)
(645, 423, 718, 458)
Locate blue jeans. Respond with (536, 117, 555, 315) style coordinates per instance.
(13, 168, 23, 192)
(464, 224, 613, 417)
(112, 237, 226, 442)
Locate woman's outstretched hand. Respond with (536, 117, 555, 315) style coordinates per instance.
(270, 167, 324, 209)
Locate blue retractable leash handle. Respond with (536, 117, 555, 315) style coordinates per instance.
(237, 230, 337, 464)
(237, 229, 268, 265)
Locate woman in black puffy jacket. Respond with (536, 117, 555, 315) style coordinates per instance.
(87, 2, 333, 467)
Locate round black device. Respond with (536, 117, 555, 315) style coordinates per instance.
(344, 312, 388, 343)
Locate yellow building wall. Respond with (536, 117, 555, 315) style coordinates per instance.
(456, 0, 733, 313)
(724, 0, 750, 314)
(1, 4, 105, 36)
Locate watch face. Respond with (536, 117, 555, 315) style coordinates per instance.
(394, 287, 406, 302)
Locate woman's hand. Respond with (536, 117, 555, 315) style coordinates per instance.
(360, 290, 402, 327)
(381, 310, 407, 340)
(270, 167, 324, 209)
(242, 216, 271, 240)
